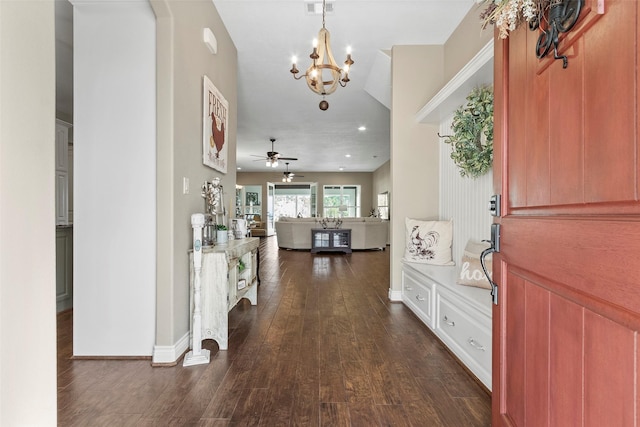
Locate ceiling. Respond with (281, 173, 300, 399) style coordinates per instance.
(55, 0, 475, 174)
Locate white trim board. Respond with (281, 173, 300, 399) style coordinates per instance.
(415, 39, 494, 124)
(152, 332, 190, 365)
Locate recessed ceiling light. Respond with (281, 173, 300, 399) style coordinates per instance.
(237, 167, 242, 170)
(358, 126, 366, 131)
(345, 154, 351, 158)
(339, 167, 345, 171)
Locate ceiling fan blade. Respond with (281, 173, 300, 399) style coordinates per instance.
(253, 139, 297, 163)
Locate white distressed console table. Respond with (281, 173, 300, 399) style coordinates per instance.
(188, 237, 260, 352)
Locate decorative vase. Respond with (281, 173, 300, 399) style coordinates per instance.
(216, 230, 228, 244)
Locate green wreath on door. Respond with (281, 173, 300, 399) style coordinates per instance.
(443, 86, 494, 178)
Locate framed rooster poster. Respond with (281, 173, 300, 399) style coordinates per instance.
(203, 75, 228, 173)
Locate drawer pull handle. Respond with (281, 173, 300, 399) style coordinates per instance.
(415, 294, 425, 301)
(443, 315, 455, 326)
(406, 286, 413, 291)
(467, 338, 486, 351)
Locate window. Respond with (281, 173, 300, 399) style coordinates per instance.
(377, 191, 389, 219)
(323, 185, 360, 217)
(274, 194, 311, 220)
(274, 184, 315, 220)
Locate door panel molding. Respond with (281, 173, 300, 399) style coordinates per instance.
(501, 216, 640, 325)
(493, 1, 640, 424)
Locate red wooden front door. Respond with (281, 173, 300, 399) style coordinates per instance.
(492, 1, 640, 425)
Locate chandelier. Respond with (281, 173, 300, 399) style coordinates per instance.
(289, 0, 354, 110)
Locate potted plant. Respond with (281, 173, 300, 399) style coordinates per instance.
(216, 224, 228, 244)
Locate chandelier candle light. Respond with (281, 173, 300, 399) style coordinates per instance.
(290, 0, 354, 110)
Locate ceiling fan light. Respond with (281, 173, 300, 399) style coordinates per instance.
(258, 139, 297, 170)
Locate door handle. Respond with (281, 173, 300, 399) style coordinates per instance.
(482, 223, 500, 305)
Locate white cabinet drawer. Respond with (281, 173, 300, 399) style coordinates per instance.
(402, 269, 435, 329)
(436, 290, 492, 388)
(401, 263, 492, 390)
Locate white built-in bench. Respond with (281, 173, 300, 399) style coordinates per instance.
(401, 262, 492, 390)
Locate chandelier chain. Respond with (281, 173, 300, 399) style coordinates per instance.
(322, 0, 326, 29)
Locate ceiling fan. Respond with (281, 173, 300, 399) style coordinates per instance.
(252, 138, 298, 167)
(282, 162, 304, 182)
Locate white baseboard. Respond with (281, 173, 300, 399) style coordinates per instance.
(152, 332, 189, 365)
(388, 288, 402, 302)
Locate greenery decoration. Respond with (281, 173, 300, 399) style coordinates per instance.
(443, 86, 494, 178)
(478, 0, 545, 39)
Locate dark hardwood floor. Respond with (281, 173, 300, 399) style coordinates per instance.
(57, 237, 491, 426)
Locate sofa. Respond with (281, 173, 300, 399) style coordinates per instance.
(275, 217, 388, 250)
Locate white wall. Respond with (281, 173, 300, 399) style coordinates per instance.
(151, 0, 238, 364)
(73, 1, 157, 356)
(390, 45, 443, 300)
(389, 10, 492, 300)
(0, 2, 58, 424)
(439, 115, 493, 263)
